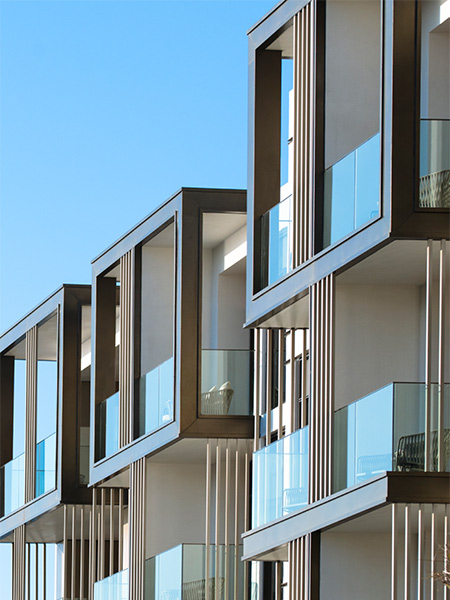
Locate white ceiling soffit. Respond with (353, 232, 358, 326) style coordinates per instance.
(260, 292, 309, 329)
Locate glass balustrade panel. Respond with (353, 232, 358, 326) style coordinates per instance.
(1, 453, 25, 517)
(201, 350, 252, 416)
(252, 427, 308, 529)
(137, 357, 174, 438)
(36, 432, 56, 497)
(323, 133, 380, 249)
(93, 569, 129, 600)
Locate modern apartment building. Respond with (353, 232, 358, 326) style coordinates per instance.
(89, 188, 253, 599)
(0, 0, 449, 599)
(0, 189, 254, 599)
(243, 0, 450, 598)
(0, 285, 92, 599)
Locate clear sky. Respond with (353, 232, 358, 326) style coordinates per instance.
(0, 0, 275, 333)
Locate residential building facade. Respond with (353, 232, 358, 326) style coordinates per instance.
(0, 0, 448, 598)
(244, 0, 450, 598)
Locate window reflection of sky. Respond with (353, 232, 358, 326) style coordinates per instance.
(324, 133, 380, 248)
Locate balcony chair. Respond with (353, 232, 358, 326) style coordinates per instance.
(419, 169, 450, 208)
(201, 382, 234, 415)
(283, 487, 308, 514)
(182, 577, 225, 600)
(395, 429, 450, 472)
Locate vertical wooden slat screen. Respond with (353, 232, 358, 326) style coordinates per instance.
(288, 536, 309, 600)
(389, 503, 450, 600)
(205, 439, 252, 599)
(129, 458, 146, 600)
(13, 525, 26, 600)
(119, 250, 134, 448)
(90, 489, 97, 598)
(25, 326, 37, 503)
(425, 240, 433, 471)
(309, 274, 334, 503)
(293, 0, 316, 268)
(438, 240, 446, 471)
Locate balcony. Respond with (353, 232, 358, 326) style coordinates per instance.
(0, 453, 24, 518)
(93, 569, 128, 600)
(251, 383, 450, 530)
(333, 383, 450, 493)
(200, 350, 253, 416)
(323, 133, 381, 249)
(36, 432, 56, 497)
(419, 119, 450, 208)
(252, 426, 309, 529)
(259, 194, 293, 289)
(136, 357, 174, 437)
(96, 392, 119, 461)
(145, 544, 244, 600)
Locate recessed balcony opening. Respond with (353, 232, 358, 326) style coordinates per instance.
(95, 264, 120, 462)
(322, 0, 382, 249)
(201, 212, 252, 416)
(135, 220, 175, 439)
(419, 0, 450, 209)
(253, 22, 294, 293)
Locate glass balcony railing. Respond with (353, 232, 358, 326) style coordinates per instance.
(259, 194, 293, 289)
(323, 133, 381, 249)
(93, 569, 128, 600)
(136, 357, 174, 438)
(201, 350, 253, 416)
(419, 119, 450, 208)
(145, 544, 244, 600)
(333, 383, 450, 493)
(36, 432, 56, 497)
(0, 453, 25, 517)
(96, 391, 119, 461)
(252, 426, 309, 529)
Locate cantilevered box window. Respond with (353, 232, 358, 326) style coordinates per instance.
(135, 221, 175, 438)
(95, 264, 120, 461)
(322, 0, 382, 248)
(200, 213, 252, 416)
(35, 313, 58, 497)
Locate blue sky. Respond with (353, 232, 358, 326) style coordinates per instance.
(0, 0, 275, 333)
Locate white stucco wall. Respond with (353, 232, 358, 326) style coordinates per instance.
(202, 224, 248, 350)
(321, 532, 391, 600)
(325, 0, 381, 168)
(421, 0, 450, 119)
(334, 284, 422, 409)
(145, 461, 207, 559)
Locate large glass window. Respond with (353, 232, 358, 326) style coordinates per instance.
(322, 0, 382, 248)
(135, 222, 175, 438)
(36, 313, 58, 497)
(26, 543, 63, 600)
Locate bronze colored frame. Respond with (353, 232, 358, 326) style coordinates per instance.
(90, 188, 253, 486)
